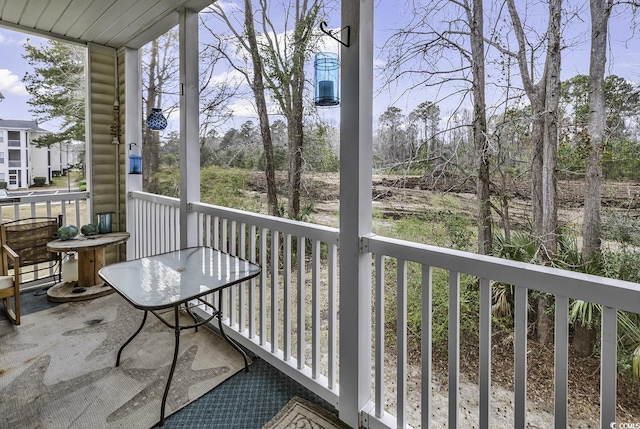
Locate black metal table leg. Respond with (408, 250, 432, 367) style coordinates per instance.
(183, 303, 199, 332)
(216, 290, 249, 371)
(159, 306, 180, 426)
(116, 311, 148, 367)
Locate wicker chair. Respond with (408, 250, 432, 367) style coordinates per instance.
(0, 217, 62, 325)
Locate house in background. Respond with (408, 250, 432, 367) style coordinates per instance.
(50, 141, 81, 177)
(0, 119, 51, 189)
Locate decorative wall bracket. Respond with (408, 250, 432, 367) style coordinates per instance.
(319, 21, 350, 47)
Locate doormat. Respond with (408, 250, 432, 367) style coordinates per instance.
(0, 293, 247, 428)
(263, 396, 349, 429)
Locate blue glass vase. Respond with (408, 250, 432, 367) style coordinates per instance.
(146, 108, 167, 130)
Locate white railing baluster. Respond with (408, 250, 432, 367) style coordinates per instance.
(271, 230, 279, 354)
(397, 259, 408, 429)
(260, 227, 267, 345)
(601, 306, 617, 428)
(328, 242, 337, 390)
(312, 239, 321, 379)
(222, 218, 228, 253)
(554, 295, 568, 429)
(375, 254, 385, 418)
(201, 213, 208, 247)
(213, 216, 219, 250)
(221, 218, 229, 319)
(284, 233, 292, 361)
(159, 204, 166, 251)
(422, 265, 433, 429)
(479, 277, 491, 429)
(448, 271, 460, 429)
(514, 285, 528, 429)
(230, 220, 237, 327)
(249, 225, 257, 339)
(239, 223, 247, 333)
(297, 236, 306, 369)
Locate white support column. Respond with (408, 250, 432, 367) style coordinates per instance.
(338, 0, 374, 427)
(179, 8, 200, 248)
(124, 47, 142, 259)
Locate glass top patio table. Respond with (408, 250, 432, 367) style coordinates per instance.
(97, 246, 261, 426)
(98, 246, 261, 310)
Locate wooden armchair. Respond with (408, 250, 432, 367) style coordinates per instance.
(0, 217, 62, 325)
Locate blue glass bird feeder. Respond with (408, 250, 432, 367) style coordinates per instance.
(314, 52, 339, 107)
(129, 143, 142, 174)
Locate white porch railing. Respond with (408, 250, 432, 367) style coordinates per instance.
(361, 234, 640, 429)
(0, 191, 89, 288)
(128, 191, 341, 407)
(0, 191, 88, 226)
(128, 191, 640, 429)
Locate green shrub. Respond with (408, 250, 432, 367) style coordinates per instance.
(78, 179, 87, 192)
(33, 177, 46, 187)
(0, 181, 7, 189)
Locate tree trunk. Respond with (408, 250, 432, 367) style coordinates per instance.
(541, 0, 562, 258)
(506, 0, 562, 343)
(244, 0, 279, 217)
(537, 295, 554, 345)
(582, 0, 612, 262)
(571, 323, 598, 357)
(287, 109, 304, 219)
(287, 43, 306, 220)
(469, 0, 492, 255)
(530, 101, 545, 245)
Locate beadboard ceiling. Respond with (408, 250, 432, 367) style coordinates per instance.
(0, 0, 213, 49)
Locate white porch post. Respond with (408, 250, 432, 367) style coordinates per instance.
(339, 0, 374, 427)
(124, 47, 142, 259)
(179, 8, 200, 248)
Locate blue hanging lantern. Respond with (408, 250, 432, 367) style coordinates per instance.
(129, 143, 142, 174)
(146, 108, 167, 130)
(314, 52, 339, 107)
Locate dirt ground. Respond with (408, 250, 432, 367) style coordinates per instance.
(250, 171, 640, 426)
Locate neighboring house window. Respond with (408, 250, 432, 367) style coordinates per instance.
(0, 173, 5, 181)
(0, 132, 4, 144)
(7, 131, 20, 147)
(0, 152, 5, 164)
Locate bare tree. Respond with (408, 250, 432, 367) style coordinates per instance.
(203, 2, 279, 216)
(504, 0, 562, 258)
(468, 0, 492, 254)
(257, 0, 321, 219)
(582, 0, 613, 262)
(381, 0, 493, 254)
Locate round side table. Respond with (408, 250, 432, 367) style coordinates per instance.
(46, 232, 130, 302)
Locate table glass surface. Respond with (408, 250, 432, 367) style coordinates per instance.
(98, 247, 261, 309)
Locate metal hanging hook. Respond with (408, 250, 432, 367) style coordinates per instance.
(319, 21, 350, 47)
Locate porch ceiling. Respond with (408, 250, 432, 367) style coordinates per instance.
(0, 0, 213, 49)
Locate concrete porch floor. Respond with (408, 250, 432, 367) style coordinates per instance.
(1, 288, 340, 429)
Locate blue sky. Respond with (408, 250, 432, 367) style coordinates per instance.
(1, 3, 640, 134)
(0, 29, 45, 124)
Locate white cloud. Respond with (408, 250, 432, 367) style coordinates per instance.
(0, 30, 37, 46)
(0, 69, 28, 95)
(207, 69, 246, 87)
(228, 99, 256, 117)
